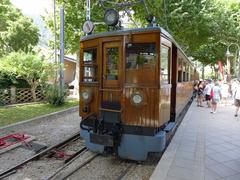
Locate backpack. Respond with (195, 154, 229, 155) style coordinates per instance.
(210, 88, 214, 98)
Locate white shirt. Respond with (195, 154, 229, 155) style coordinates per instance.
(221, 84, 229, 98)
(235, 84, 240, 100)
(204, 84, 211, 95)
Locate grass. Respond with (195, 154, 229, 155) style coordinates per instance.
(0, 100, 79, 127)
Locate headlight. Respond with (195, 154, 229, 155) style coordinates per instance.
(81, 90, 92, 103)
(131, 92, 144, 105)
(104, 9, 119, 26)
(82, 91, 89, 100)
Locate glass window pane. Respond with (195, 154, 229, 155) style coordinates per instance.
(125, 43, 156, 85)
(83, 67, 96, 82)
(161, 45, 170, 84)
(83, 48, 97, 64)
(182, 62, 186, 82)
(106, 47, 118, 80)
(186, 64, 189, 81)
(178, 58, 182, 82)
(126, 43, 156, 70)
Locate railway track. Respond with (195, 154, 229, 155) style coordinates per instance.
(0, 132, 86, 179)
(116, 164, 135, 180)
(46, 152, 99, 180)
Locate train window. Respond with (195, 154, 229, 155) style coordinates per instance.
(186, 64, 189, 81)
(82, 48, 97, 82)
(83, 67, 96, 82)
(178, 58, 182, 82)
(191, 67, 194, 80)
(125, 43, 156, 85)
(182, 61, 186, 82)
(83, 48, 97, 64)
(106, 47, 119, 80)
(160, 45, 170, 84)
(126, 43, 156, 70)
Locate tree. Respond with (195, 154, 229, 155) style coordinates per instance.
(0, 52, 55, 101)
(43, 0, 240, 69)
(0, 0, 39, 56)
(44, 0, 105, 54)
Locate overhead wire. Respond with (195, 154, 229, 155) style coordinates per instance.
(124, 8, 138, 28)
(99, 0, 143, 9)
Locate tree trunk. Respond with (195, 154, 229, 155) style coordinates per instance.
(201, 66, 205, 80)
(31, 85, 37, 102)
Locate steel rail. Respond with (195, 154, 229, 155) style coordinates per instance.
(0, 132, 80, 179)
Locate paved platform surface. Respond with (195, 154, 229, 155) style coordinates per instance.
(150, 99, 240, 180)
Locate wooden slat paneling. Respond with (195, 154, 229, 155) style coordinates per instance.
(79, 85, 99, 118)
(176, 82, 193, 115)
(124, 87, 160, 127)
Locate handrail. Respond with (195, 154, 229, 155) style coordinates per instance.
(99, 108, 122, 113)
(99, 88, 122, 92)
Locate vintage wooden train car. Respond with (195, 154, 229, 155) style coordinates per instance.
(79, 26, 198, 161)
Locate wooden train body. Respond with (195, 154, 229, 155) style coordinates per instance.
(79, 27, 198, 160)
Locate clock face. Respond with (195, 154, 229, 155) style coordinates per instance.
(83, 20, 94, 34)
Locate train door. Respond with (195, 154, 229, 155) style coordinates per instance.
(160, 38, 172, 124)
(100, 41, 122, 114)
(102, 42, 122, 88)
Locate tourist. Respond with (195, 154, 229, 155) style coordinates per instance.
(221, 82, 230, 106)
(234, 79, 240, 117)
(204, 80, 212, 108)
(197, 81, 204, 107)
(211, 81, 222, 113)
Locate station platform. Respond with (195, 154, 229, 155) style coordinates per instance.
(150, 99, 240, 180)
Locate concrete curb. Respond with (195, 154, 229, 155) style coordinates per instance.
(0, 106, 79, 131)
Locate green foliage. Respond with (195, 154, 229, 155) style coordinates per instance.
(0, 70, 31, 88)
(43, 0, 106, 54)
(131, 0, 240, 66)
(0, 0, 39, 56)
(0, 52, 54, 86)
(44, 84, 67, 106)
(0, 52, 56, 101)
(42, 0, 240, 68)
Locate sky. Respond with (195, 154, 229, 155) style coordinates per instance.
(10, 0, 52, 16)
(10, 0, 53, 46)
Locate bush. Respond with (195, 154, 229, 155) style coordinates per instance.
(0, 71, 30, 88)
(44, 84, 67, 106)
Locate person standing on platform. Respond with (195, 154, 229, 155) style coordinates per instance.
(211, 81, 222, 113)
(204, 80, 212, 108)
(234, 79, 240, 117)
(197, 81, 204, 107)
(221, 82, 230, 106)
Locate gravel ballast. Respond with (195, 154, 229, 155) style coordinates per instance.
(0, 107, 81, 175)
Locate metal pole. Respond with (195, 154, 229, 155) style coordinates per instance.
(53, 0, 58, 84)
(59, 7, 64, 88)
(238, 50, 240, 79)
(86, 0, 90, 20)
(233, 52, 237, 77)
(53, 0, 57, 63)
(226, 43, 240, 80)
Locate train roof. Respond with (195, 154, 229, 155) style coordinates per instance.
(80, 26, 194, 67)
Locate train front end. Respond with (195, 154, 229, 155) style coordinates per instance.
(79, 28, 171, 161)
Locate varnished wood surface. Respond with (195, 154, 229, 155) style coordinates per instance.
(175, 82, 193, 116)
(79, 29, 197, 127)
(79, 85, 99, 117)
(124, 87, 160, 127)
